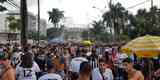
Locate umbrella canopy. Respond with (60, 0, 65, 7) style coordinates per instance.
(48, 37, 64, 43)
(81, 40, 93, 46)
(121, 35, 160, 58)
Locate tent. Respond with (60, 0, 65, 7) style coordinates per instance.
(48, 37, 65, 43)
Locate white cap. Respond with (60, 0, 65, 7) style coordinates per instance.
(86, 52, 92, 56)
(119, 53, 128, 59)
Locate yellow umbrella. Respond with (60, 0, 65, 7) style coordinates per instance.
(121, 35, 160, 58)
(81, 40, 93, 46)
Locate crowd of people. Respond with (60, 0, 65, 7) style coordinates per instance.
(0, 42, 159, 80)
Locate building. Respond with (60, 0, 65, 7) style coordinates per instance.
(63, 27, 87, 42)
(39, 19, 47, 36)
(0, 14, 9, 32)
(0, 10, 37, 42)
(28, 13, 37, 32)
(6, 10, 37, 32)
(0, 10, 37, 32)
(61, 18, 89, 41)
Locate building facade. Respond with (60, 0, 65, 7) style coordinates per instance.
(39, 19, 47, 36)
(0, 10, 37, 42)
(63, 27, 87, 42)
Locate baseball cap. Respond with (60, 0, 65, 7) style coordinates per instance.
(0, 49, 6, 60)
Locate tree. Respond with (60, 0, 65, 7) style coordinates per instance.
(81, 20, 111, 42)
(102, 2, 129, 41)
(6, 16, 20, 42)
(129, 6, 160, 37)
(47, 8, 64, 39)
(48, 8, 64, 28)
(6, 16, 21, 32)
(47, 25, 64, 39)
(90, 20, 105, 41)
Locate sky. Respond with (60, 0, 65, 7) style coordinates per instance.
(26, 0, 160, 26)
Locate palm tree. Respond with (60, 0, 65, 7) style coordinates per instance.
(102, 2, 129, 41)
(133, 6, 160, 36)
(20, 0, 28, 48)
(102, 11, 113, 40)
(48, 8, 64, 28)
(90, 20, 105, 41)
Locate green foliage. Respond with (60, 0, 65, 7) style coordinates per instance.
(98, 32, 111, 42)
(90, 20, 105, 35)
(81, 20, 111, 42)
(102, 2, 129, 41)
(28, 31, 47, 40)
(129, 6, 160, 37)
(90, 20, 106, 41)
(6, 16, 21, 32)
(48, 8, 64, 27)
(47, 25, 64, 39)
(47, 8, 64, 39)
(101, 2, 160, 42)
(89, 2, 160, 43)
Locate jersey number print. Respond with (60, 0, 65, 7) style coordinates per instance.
(23, 70, 32, 77)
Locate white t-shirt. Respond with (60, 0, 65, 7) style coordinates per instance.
(69, 57, 88, 73)
(16, 62, 40, 80)
(11, 52, 23, 66)
(39, 73, 62, 80)
(92, 68, 113, 80)
(116, 53, 128, 68)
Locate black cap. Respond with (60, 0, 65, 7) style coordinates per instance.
(0, 49, 6, 60)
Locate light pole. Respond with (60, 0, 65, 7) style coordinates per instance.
(20, 0, 28, 48)
(151, 0, 153, 8)
(37, 0, 40, 46)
